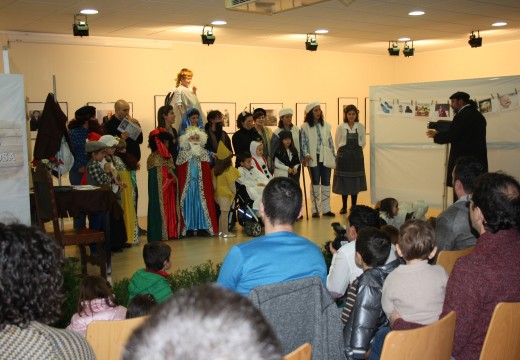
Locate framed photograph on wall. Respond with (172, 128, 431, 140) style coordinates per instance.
(295, 102, 327, 126)
(28, 101, 69, 139)
(200, 102, 236, 133)
(87, 102, 133, 125)
(338, 97, 359, 125)
(249, 103, 283, 128)
(154, 95, 167, 127)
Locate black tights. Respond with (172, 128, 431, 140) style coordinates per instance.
(342, 194, 358, 209)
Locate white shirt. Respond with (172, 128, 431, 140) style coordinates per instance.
(237, 166, 270, 209)
(335, 122, 366, 150)
(326, 240, 398, 298)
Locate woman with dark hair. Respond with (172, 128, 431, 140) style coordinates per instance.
(300, 102, 336, 218)
(232, 111, 261, 166)
(333, 104, 367, 214)
(0, 223, 95, 358)
(157, 105, 179, 162)
(147, 128, 179, 241)
(179, 107, 203, 136)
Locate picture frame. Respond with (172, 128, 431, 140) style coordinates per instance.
(295, 102, 327, 126)
(28, 101, 68, 140)
(338, 97, 359, 125)
(87, 102, 133, 125)
(249, 103, 283, 128)
(200, 102, 236, 133)
(154, 95, 167, 127)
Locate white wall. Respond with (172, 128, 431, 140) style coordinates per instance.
(6, 37, 520, 215)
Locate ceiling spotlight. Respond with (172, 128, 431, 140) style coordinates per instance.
(306, 33, 318, 51)
(73, 14, 89, 37)
(201, 25, 215, 45)
(388, 41, 399, 56)
(80, 9, 98, 15)
(315, 29, 328, 34)
(468, 30, 482, 48)
(211, 20, 227, 26)
(492, 21, 507, 27)
(408, 10, 425, 16)
(403, 41, 414, 57)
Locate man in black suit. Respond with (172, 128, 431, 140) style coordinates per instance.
(103, 99, 147, 236)
(427, 91, 488, 198)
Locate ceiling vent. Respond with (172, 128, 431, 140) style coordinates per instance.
(225, 0, 333, 15)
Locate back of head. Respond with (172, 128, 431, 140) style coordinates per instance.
(380, 224, 399, 245)
(348, 205, 381, 233)
(0, 223, 64, 328)
(122, 285, 283, 360)
(355, 227, 391, 267)
(78, 275, 116, 314)
(261, 177, 302, 226)
(471, 172, 520, 233)
(398, 219, 435, 261)
(126, 294, 158, 319)
(143, 242, 171, 271)
(453, 156, 485, 193)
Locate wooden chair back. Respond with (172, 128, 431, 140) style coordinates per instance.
(86, 317, 147, 360)
(32, 163, 106, 278)
(436, 246, 475, 275)
(380, 311, 456, 360)
(284, 343, 312, 360)
(479, 302, 520, 360)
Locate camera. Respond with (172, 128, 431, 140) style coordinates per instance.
(325, 222, 348, 255)
(427, 120, 452, 133)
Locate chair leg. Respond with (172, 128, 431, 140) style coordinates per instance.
(79, 245, 88, 277)
(98, 243, 107, 279)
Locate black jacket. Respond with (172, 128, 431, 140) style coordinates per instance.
(434, 105, 488, 186)
(103, 115, 144, 162)
(343, 258, 402, 359)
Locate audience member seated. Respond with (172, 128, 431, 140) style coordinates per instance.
(435, 156, 485, 252)
(393, 172, 520, 360)
(236, 151, 271, 210)
(128, 242, 173, 304)
(67, 275, 127, 336)
(342, 228, 400, 360)
(369, 220, 448, 360)
(327, 205, 398, 299)
(0, 223, 95, 359)
(217, 177, 327, 297)
(122, 285, 283, 360)
(126, 294, 157, 319)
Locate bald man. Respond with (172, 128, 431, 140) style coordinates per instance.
(103, 100, 143, 161)
(104, 99, 146, 236)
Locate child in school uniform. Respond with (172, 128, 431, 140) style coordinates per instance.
(273, 129, 300, 183)
(213, 141, 240, 238)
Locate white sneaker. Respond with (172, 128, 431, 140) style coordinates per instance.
(222, 233, 236, 238)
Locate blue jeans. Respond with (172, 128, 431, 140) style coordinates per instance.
(309, 161, 331, 186)
(369, 325, 391, 360)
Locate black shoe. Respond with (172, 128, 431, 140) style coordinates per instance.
(197, 230, 212, 237)
(111, 248, 123, 253)
(312, 213, 320, 218)
(139, 228, 147, 235)
(123, 243, 132, 248)
(339, 207, 347, 214)
(323, 211, 336, 217)
(185, 230, 194, 238)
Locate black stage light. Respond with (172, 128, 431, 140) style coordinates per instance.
(468, 31, 482, 48)
(201, 25, 215, 45)
(306, 33, 318, 51)
(403, 41, 414, 57)
(73, 14, 89, 37)
(388, 41, 399, 56)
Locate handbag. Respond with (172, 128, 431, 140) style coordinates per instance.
(321, 145, 336, 169)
